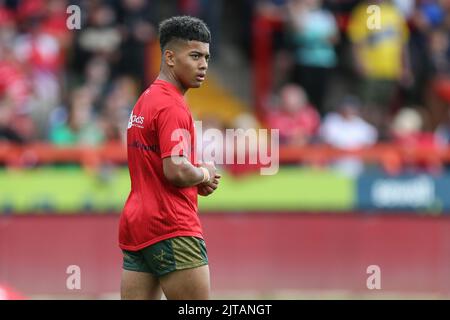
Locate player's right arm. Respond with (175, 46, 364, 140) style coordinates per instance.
(163, 157, 218, 188)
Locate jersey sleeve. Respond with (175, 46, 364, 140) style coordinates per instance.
(156, 105, 193, 159)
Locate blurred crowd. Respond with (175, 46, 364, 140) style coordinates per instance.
(0, 0, 219, 146)
(0, 0, 159, 145)
(258, 0, 450, 153)
(0, 0, 450, 167)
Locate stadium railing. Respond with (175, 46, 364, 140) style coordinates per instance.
(0, 141, 447, 175)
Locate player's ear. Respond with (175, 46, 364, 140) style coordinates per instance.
(164, 49, 175, 67)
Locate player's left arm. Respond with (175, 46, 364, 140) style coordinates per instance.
(157, 105, 221, 191)
(162, 156, 219, 189)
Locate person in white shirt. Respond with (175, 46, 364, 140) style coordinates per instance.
(320, 96, 378, 176)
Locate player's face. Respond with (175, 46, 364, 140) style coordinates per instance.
(174, 40, 210, 89)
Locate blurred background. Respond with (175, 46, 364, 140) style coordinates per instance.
(1, 0, 450, 299)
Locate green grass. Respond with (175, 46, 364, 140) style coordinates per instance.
(0, 167, 130, 213)
(0, 166, 354, 213)
(199, 167, 353, 211)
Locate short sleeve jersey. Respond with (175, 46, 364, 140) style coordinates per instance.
(347, 2, 409, 79)
(119, 79, 201, 251)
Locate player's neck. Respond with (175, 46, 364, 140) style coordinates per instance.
(157, 71, 187, 95)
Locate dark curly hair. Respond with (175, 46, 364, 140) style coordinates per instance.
(158, 16, 211, 50)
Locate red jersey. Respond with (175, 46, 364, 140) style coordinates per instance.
(119, 79, 202, 251)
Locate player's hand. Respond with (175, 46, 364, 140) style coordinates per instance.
(198, 173, 221, 196)
(201, 161, 217, 183)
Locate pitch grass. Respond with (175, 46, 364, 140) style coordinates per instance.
(0, 167, 353, 213)
(199, 167, 353, 211)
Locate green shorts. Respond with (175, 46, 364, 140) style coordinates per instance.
(122, 236, 208, 277)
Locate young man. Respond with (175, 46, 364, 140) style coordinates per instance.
(119, 16, 220, 300)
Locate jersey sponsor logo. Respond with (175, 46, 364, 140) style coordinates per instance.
(128, 140, 160, 153)
(128, 112, 145, 129)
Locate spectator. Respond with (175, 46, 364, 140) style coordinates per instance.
(177, 0, 223, 59)
(72, 3, 122, 76)
(49, 87, 104, 146)
(435, 108, 450, 147)
(392, 107, 441, 172)
(407, 1, 435, 106)
(100, 76, 138, 143)
(285, 0, 339, 114)
(392, 0, 415, 20)
(0, 27, 36, 143)
(419, 0, 446, 28)
(0, 43, 29, 113)
(347, 0, 411, 137)
(428, 25, 450, 99)
(320, 96, 378, 176)
(116, 0, 157, 89)
(0, 96, 26, 143)
(14, 1, 66, 95)
(428, 27, 450, 76)
(426, 26, 450, 129)
(225, 113, 264, 176)
(83, 55, 112, 110)
(391, 107, 435, 147)
(265, 83, 320, 146)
